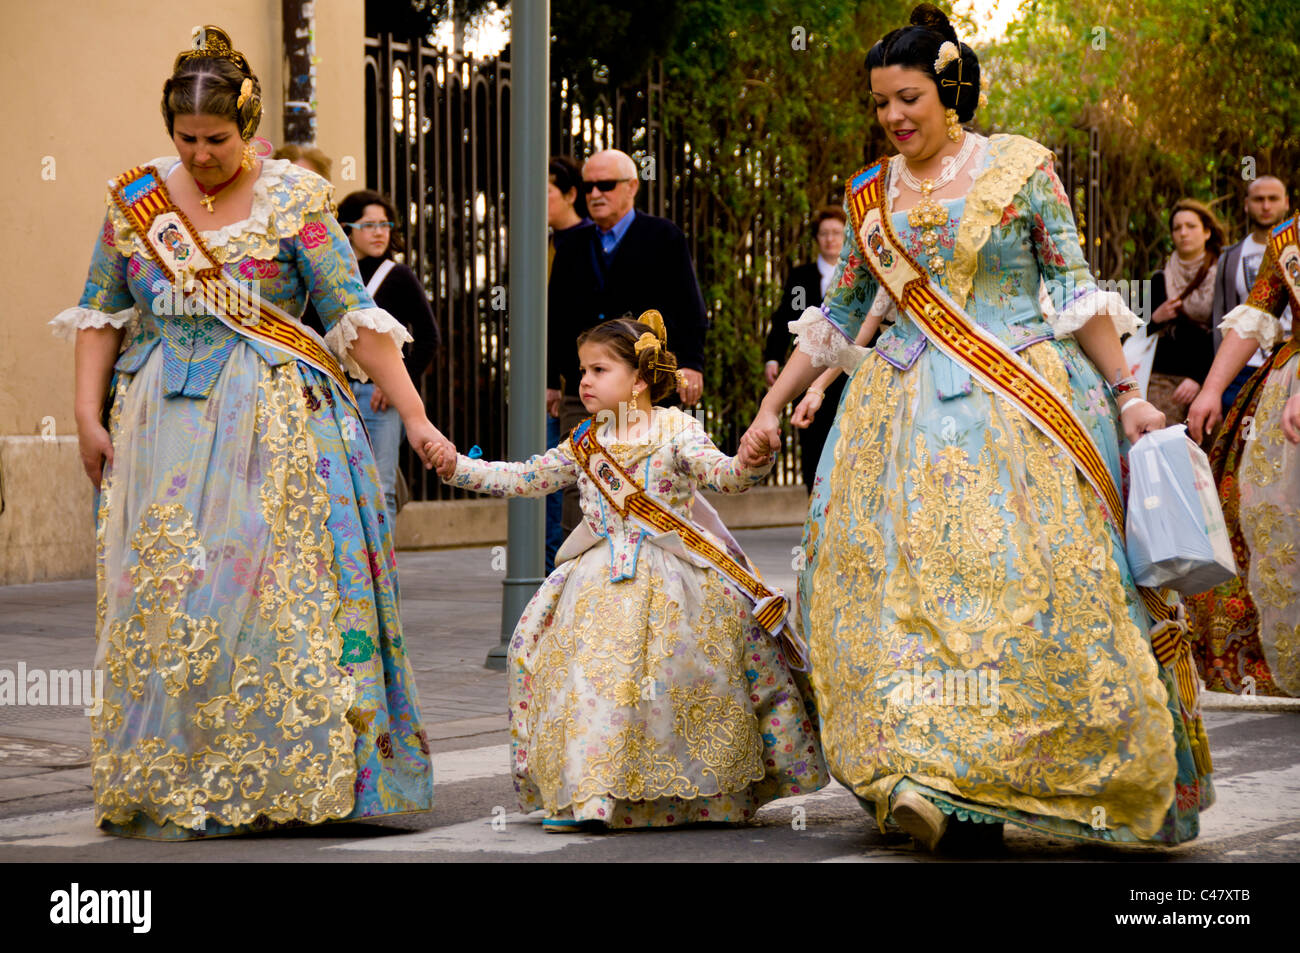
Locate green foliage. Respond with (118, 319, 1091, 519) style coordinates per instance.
(653, 1, 906, 439)
(982, 0, 1300, 277)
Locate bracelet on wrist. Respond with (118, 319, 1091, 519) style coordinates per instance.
(1118, 397, 1151, 416)
(806, 387, 825, 399)
(1108, 375, 1141, 399)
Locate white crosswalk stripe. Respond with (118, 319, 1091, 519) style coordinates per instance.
(433, 744, 511, 784)
(324, 810, 603, 855)
(1, 719, 1297, 858)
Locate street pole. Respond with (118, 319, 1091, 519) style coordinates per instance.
(486, 0, 549, 669)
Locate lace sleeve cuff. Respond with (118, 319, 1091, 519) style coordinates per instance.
(788, 307, 869, 372)
(49, 306, 135, 342)
(1219, 303, 1281, 350)
(323, 308, 415, 381)
(1049, 289, 1141, 339)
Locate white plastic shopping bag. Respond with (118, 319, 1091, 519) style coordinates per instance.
(1126, 425, 1236, 593)
(1122, 323, 1157, 397)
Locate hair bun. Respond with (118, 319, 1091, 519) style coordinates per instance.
(909, 3, 958, 44)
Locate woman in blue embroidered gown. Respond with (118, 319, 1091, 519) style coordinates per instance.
(51, 27, 446, 839)
(742, 4, 1213, 850)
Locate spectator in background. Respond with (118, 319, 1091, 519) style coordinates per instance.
(274, 143, 333, 180)
(763, 206, 853, 491)
(546, 148, 708, 535)
(543, 156, 594, 571)
(1145, 198, 1224, 426)
(1209, 175, 1291, 411)
(336, 189, 442, 531)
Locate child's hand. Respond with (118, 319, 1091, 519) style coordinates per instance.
(736, 436, 772, 470)
(426, 440, 458, 479)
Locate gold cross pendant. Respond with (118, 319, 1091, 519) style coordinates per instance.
(200, 194, 215, 213)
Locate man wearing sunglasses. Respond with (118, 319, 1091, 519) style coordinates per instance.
(546, 149, 709, 535)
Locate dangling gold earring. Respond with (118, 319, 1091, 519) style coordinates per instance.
(944, 108, 962, 142)
(241, 141, 256, 171)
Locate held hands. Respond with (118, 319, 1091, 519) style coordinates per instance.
(429, 442, 458, 479)
(408, 418, 454, 472)
(738, 407, 782, 468)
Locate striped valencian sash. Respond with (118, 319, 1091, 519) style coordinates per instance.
(110, 164, 359, 413)
(569, 417, 809, 671)
(846, 158, 1212, 771)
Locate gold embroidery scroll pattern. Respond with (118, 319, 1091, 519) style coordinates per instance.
(1243, 503, 1296, 611)
(809, 357, 898, 761)
(807, 340, 1176, 837)
(1241, 372, 1288, 488)
(95, 366, 357, 830)
(575, 722, 693, 802)
(101, 504, 220, 701)
(668, 683, 765, 792)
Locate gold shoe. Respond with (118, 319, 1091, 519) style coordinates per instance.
(891, 791, 948, 851)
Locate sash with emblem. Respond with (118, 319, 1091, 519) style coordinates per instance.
(844, 157, 1211, 773)
(109, 164, 359, 413)
(569, 417, 809, 671)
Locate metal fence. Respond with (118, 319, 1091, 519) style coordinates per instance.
(363, 33, 1104, 501)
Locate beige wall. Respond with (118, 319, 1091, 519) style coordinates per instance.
(0, 0, 366, 583)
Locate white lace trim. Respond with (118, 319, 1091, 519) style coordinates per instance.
(1219, 303, 1281, 350)
(323, 308, 415, 381)
(788, 307, 869, 372)
(107, 157, 330, 261)
(49, 306, 135, 341)
(1048, 288, 1141, 339)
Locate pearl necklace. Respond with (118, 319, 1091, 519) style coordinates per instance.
(896, 132, 977, 276)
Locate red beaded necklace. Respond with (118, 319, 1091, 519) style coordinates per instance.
(194, 166, 244, 212)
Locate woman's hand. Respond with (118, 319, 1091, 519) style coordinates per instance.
(1282, 393, 1300, 444)
(791, 390, 823, 429)
(371, 384, 390, 412)
(1186, 387, 1224, 443)
(407, 417, 452, 470)
(764, 361, 780, 387)
(1120, 396, 1165, 445)
(1172, 377, 1201, 406)
(677, 368, 704, 405)
(740, 406, 782, 465)
(77, 421, 114, 489)
(1151, 299, 1180, 325)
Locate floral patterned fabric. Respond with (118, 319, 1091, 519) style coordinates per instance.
(54, 157, 433, 839)
(794, 134, 1212, 844)
(446, 407, 828, 827)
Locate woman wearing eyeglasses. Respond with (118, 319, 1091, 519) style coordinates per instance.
(338, 190, 441, 531)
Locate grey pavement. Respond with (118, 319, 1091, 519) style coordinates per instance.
(1, 526, 1298, 862)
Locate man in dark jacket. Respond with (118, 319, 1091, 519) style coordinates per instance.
(1209, 175, 1291, 410)
(763, 206, 852, 492)
(546, 149, 708, 532)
